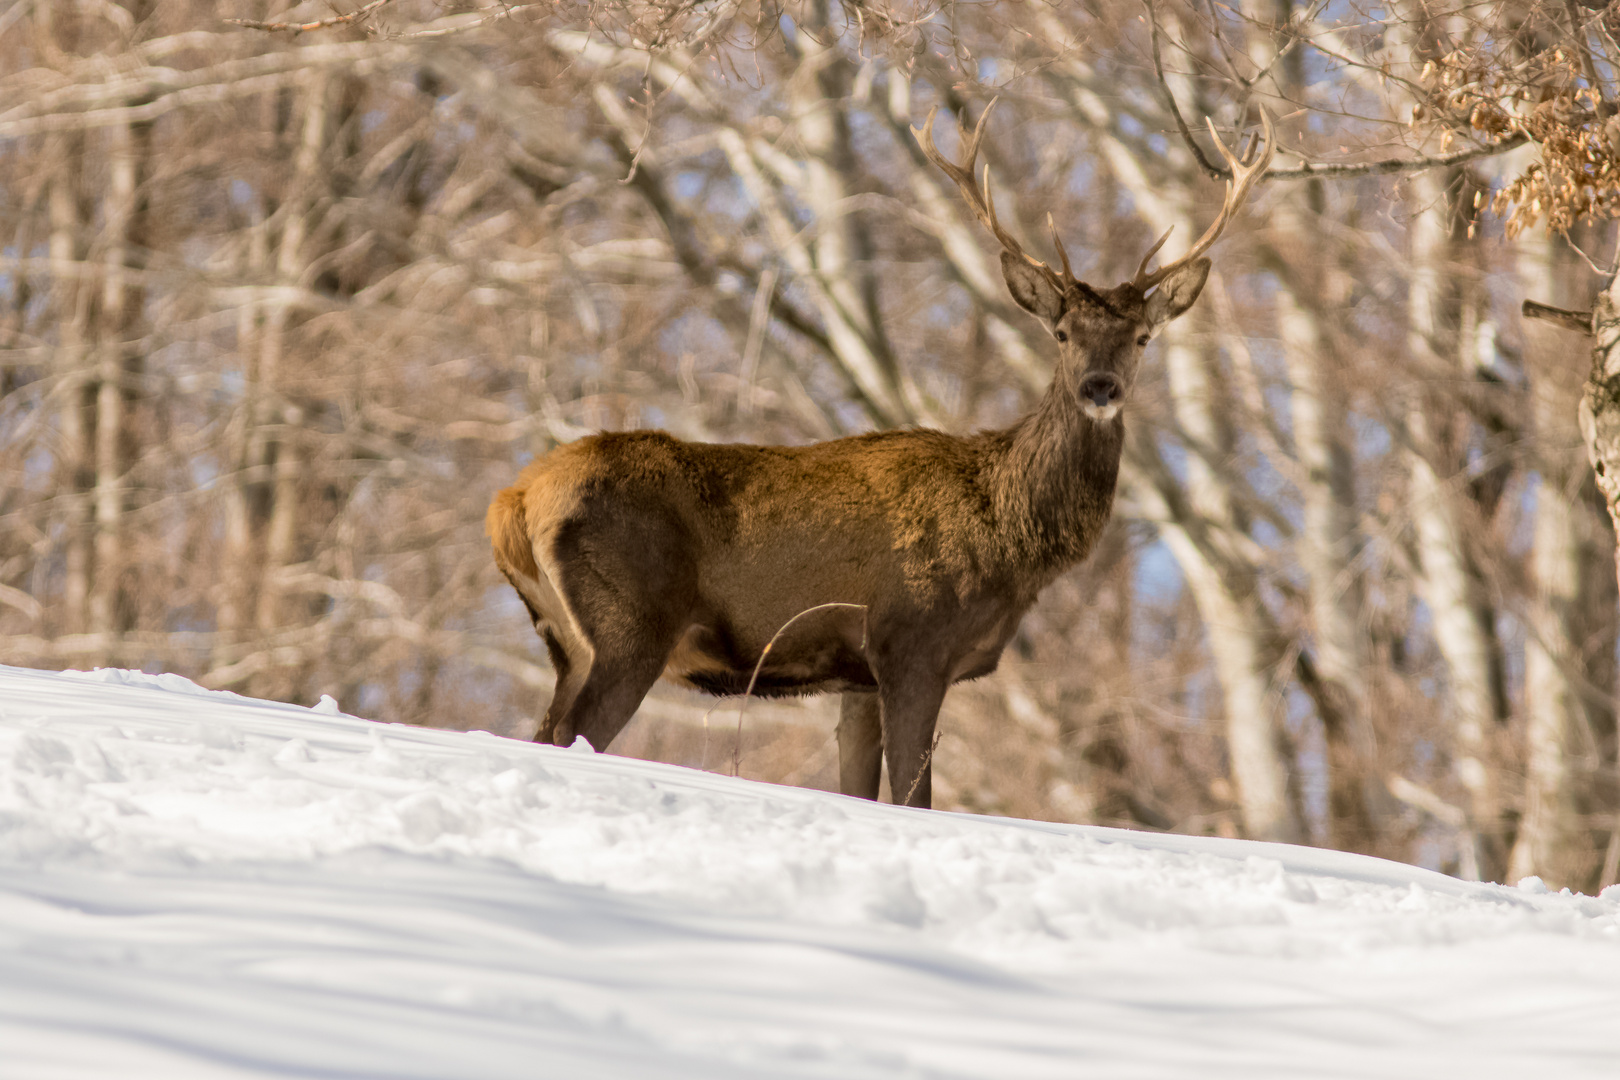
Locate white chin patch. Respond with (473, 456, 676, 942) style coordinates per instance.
(1082, 402, 1121, 422)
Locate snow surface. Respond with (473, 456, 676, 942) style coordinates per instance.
(2, 664, 1618, 1079)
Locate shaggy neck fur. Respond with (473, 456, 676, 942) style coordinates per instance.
(985, 355, 1124, 573)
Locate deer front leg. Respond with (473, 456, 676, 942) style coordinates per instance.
(877, 674, 948, 809)
(837, 691, 883, 800)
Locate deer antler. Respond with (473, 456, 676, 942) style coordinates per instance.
(912, 99, 1076, 296)
(1133, 109, 1275, 292)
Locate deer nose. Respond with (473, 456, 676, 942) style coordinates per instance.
(1078, 372, 1122, 410)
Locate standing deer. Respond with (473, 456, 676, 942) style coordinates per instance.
(487, 102, 1273, 807)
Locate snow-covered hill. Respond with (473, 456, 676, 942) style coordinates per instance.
(1, 664, 1617, 1078)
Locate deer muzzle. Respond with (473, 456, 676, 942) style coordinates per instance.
(1078, 372, 1123, 420)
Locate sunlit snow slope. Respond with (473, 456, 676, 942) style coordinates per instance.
(2, 664, 1618, 1079)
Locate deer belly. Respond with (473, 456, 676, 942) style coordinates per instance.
(661, 622, 876, 698)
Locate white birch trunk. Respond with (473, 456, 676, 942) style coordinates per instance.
(1511, 233, 1584, 887)
(48, 135, 93, 638)
(1405, 167, 1505, 880)
(1255, 0, 1388, 851)
(88, 107, 144, 644)
(788, 5, 909, 425)
(40, 4, 94, 639)
(1037, 12, 1305, 843)
(218, 184, 272, 642)
(1161, 318, 1306, 845)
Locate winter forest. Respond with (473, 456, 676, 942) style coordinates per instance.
(2, 0, 1618, 894)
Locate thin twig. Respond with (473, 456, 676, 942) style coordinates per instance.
(1147, 0, 1526, 183)
(1266, 134, 1527, 181)
(1563, 231, 1617, 277)
(1208, 272, 1301, 481)
(1200, 0, 1248, 91)
(902, 727, 944, 806)
(738, 262, 779, 417)
(1145, 0, 1225, 180)
(394, 5, 545, 40)
(732, 602, 868, 777)
(697, 697, 725, 772)
(227, 0, 394, 33)
(1562, 0, 1609, 111)
(1239, 0, 1332, 99)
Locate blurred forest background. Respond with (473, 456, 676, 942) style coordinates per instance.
(3, 0, 1619, 891)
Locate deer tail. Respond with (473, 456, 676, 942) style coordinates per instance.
(486, 486, 541, 582)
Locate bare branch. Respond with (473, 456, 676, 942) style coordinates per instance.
(1145, 0, 1224, 181)
(1561, 0, 1609, 111)
(1522, 299, 1595, 335)
(226, 0, 395, 34)
(1266, 133, 1528, 181)
(1140, 3, 1529, 187)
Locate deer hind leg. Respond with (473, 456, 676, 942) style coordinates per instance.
(537, 586, 682, 751)
(837, 691, 883, 800)
(537, 516, 692, 752)
(549, 642, 675, 751)
(536, 628, 580, 744)
(510, 559, 595, 745)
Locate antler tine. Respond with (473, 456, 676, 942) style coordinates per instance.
(913, 98, 1067, 291)
(961, 94, 998, 171)
(1047, 213, 1076, 285)
(913, 108, 961, 186)
(1133, 108, 1275, 292)
(977, 163, 1027, 268)
(912, 103, 993, 227)
(1133, 226, 1173, 284)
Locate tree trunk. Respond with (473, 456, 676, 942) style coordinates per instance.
(780, 4, 910, 425)
(1039, 9, 1306, 844)
(1159, 316, 1305, 845)
(88, 99, 150, 648)
(217, 161, 273, 646)
(1570, 263, 1620, 892)
(1511, 232, 1583, 887)
(48, 132, 94, 640)
(252, 76, 333, 640)
(40, 3, 94, 640)
(1256, 0, 1389, 853)
(1405, 166, 1508, 880)
(1581, 274, 1620, 623)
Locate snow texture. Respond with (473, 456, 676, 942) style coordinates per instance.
(2, 663, 1618, 1078)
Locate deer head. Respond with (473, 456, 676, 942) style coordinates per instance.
(914, 100, 1274, 420)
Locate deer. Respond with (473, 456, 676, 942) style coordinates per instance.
(487, 101, 1273, 808)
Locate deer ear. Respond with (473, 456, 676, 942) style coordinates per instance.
(1144, 257, 1210, 328)
(1001, 252, 1065, 324)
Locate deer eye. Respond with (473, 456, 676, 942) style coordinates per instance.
(1054, 330, 1068, 343)
(1136, 333, 1150, 346)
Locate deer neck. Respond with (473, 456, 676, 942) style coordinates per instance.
(988, 361, 1124, 569)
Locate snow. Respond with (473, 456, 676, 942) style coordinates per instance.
(2, 664, 1618, 1078)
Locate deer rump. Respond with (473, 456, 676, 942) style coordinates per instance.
(487, 425, 1077, 805)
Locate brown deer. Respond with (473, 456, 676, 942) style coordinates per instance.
(487, 102, 1273, 807)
